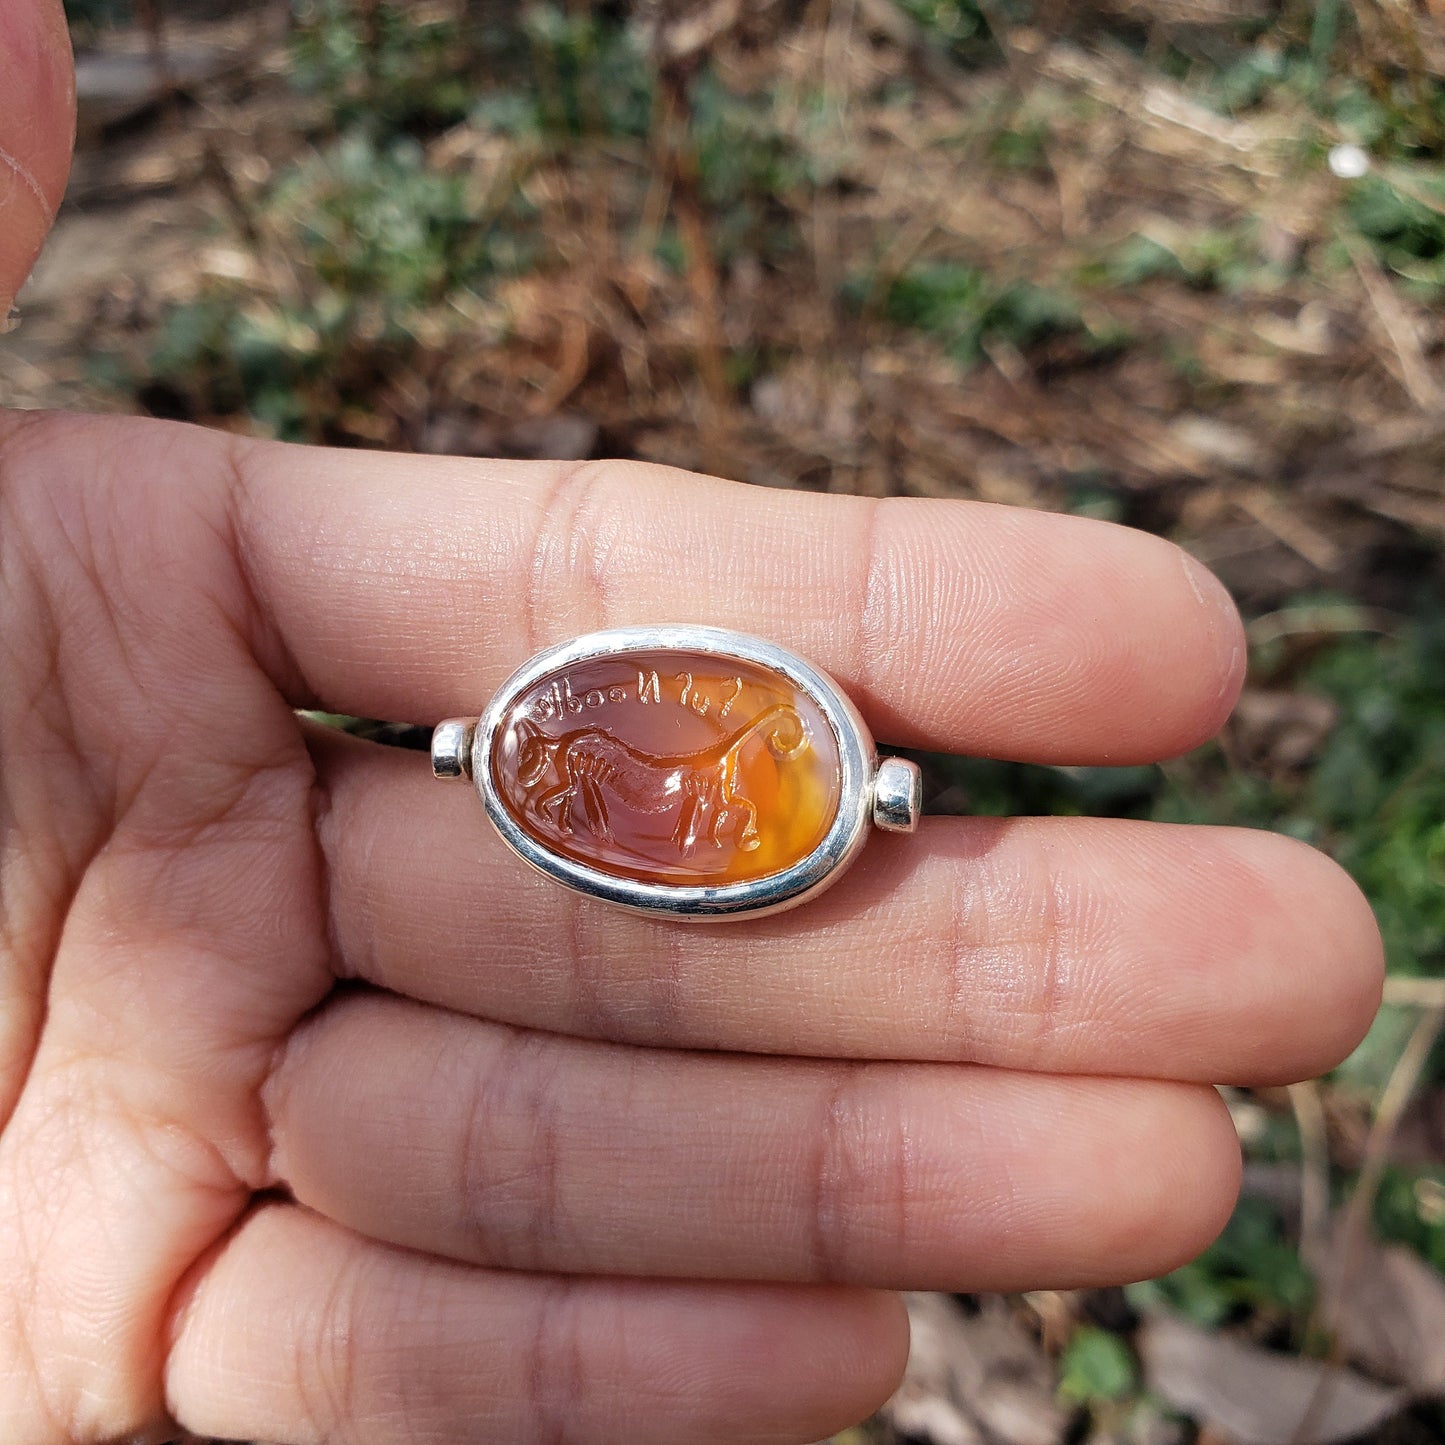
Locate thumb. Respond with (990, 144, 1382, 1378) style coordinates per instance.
(0, 0, 75, 324)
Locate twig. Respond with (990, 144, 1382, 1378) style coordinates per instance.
(1292, 1003, 1445, 1445)
(811, 0, 856, 317)
(975, 0, 1088, 235)
(1380, 164, 1445, 221)
(854, 0, 972, 106)
(1236, 488, 1342, 572)
(133, 0, 173, 92)
(655, 68, 733, 426)
(1383, 975, 1445, 1008)
(1336, 1002, 1445, 1290)
(1339, 223, 1444, 412)
(1246, 602, 1399, 649)
(1289, 1080, 1331, 1269)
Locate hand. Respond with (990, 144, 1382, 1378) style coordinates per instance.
(0, 411, 1383, 1442)
(0, 11, 1383, 1442)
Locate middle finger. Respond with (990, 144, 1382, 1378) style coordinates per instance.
(314, 733, 1381, 1086)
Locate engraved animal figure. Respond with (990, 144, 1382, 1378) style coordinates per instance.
(514, 703, 807, 853)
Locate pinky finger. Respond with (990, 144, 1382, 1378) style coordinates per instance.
(163, 1202, 908, 1445)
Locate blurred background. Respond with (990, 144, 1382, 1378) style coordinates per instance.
(9, 0, 1445, 1440)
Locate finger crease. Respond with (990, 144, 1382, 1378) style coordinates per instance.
(309, 752, 357, 984)
(852, 495, 888, 706)
(464, 1026, 566, 1271)
(566, 893, 611, 1041)
(524, 460, 612, 655)
(527, 1277, 585, 1445)
(221, 436, 323, 708)
(810, 1064, 859, 1282)
(299, 1233, 362, 1438)
(1027, 863, 1073, 1065)
(0, 144, 53, 221)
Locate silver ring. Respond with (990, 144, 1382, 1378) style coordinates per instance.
(432, 625, 921, 920)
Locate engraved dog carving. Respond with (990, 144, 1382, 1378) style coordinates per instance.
(514, 703, 807, 853)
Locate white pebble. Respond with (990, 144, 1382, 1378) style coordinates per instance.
(1328, 143, 1371, 179)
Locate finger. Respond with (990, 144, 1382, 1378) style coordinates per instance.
(0, 0, 73, 314)
(263, 992, 1241, 1290)
(164, 1202, 907, 1445)
(220, 429, 1244, 762)
(315, 731, 1383, 1086)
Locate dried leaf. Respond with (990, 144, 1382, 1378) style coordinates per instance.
(1308, 1223, 1445, 1393)
(881, 1294, 1066, 1445)
(1140, 1315, 1408, 1445)
(1389, 1086, 1445, 1170)
(74, 48, 242, 132)
(1228, 690, 1338, 773)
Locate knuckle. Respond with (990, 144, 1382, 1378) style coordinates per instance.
(524, 459, 621, 650)
(943, 832, 1096, 1069)
(296, 1240, 364, 1437)
(524, 1278, 586, 1445)
(809, 1065, 917, 1282)
(458, 1028, 568, 1271)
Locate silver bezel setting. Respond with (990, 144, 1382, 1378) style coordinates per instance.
(471, 625, 878, 920)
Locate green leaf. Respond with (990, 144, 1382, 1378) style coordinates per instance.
(1058, 1325, 1138, 1404)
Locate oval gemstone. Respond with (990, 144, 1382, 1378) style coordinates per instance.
(489, 649, 843, 886)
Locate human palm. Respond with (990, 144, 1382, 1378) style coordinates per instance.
(0, 11, 1383, 1444)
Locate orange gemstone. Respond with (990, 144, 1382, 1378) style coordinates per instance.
(489, 650, 843, 886)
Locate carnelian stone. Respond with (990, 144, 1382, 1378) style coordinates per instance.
(490, 650, 842, 886)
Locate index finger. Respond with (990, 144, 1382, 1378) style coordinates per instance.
(229, 435, 1243, 763)
(0, 0, 74, 314)
(23, 414, 1242, 763)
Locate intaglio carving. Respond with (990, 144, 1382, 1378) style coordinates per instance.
(488, 649, 845, 888)
(514, 701, 807, 853)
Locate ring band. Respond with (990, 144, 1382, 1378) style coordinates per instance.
(432, 626, 921, 920)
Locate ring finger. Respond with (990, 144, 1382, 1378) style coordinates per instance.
(261, 990, 1242, 1290)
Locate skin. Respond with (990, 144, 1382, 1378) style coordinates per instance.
(0, 6, 1384, 1441)
(0, 0, 72, 323)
